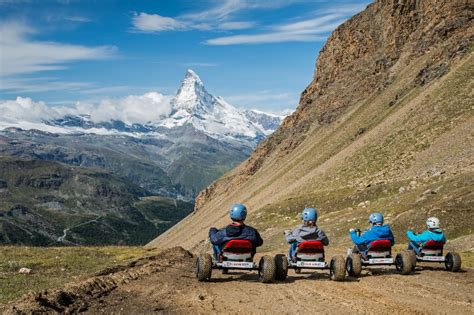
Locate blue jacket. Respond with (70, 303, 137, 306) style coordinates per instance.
(209, 223, 263, 248)
(350, 225, 395, 246)
(406, 229, 446, 245)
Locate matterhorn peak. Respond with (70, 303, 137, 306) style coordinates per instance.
(184, 69, 202, 84)
(173, 69, 214, 114)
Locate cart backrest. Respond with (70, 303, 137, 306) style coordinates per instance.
(223, 239, 254, 253)
(367, 239, 391, 258)
(421, 240, 444, 256)
(221, 239, 254, 261)
(296, 240, 325, 260)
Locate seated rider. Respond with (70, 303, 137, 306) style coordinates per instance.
(284, 208, 329, 260)
(406, 217, 446, 254)
(349, 212, 395, 254)
(208, 203, 263, 260)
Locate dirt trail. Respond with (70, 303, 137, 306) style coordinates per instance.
(3, 247, 473, 314)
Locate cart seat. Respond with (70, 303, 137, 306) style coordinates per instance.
(366, 239, 392, 258)
(296, 240, 324, 260)
(221, 240, 254, 261)
(420, 240, 444, 256)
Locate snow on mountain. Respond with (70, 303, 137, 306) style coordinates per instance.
(243, 109, 286, 135)
(161, 69, 272, 141)
(0, 69, 288, 143)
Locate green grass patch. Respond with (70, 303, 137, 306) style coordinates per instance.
(0, 246, 148, 305)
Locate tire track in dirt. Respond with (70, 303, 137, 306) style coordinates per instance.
(2, 247, 473, 314)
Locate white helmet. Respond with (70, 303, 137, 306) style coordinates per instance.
(426, 217, 440, 229)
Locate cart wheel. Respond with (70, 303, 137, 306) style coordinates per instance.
(195, 253, 212, 281)
(294, 268, 301, 274)
(258, 255, 276, 283)
(330, 255, 346, 281)
(221, 268, 229, 274)
(274, 254, 288, 281)
(445, 252, 461, 272)
(406, 250, 417, 271)
(395, 251, 413, 275)
(346, 253, 362, 278)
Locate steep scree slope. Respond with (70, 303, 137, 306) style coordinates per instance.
(148, 0, 473, 251)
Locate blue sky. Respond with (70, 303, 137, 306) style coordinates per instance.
(0, 0, 370, 113)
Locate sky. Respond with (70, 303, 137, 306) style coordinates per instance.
(0, 0, 370, 115)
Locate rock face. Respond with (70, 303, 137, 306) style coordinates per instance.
(194, 0, 474, 210)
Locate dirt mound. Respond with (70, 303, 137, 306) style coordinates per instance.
(3, 247, 473, 314)
(3, 247, 192, 314)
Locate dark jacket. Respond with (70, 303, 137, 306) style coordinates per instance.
(209, 223, 263, 248)
(285, 224, 329, 246)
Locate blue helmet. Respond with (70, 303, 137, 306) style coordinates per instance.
(301, 208, 318, 222)
(369, 212, 384, 225)
(230, 204, 247, 221)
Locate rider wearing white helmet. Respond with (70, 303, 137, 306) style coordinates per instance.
(406, 217, 446, 253)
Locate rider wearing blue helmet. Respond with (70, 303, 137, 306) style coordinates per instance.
(284, 208, 329, 260)
(209, 204, 263, 259)
(349, 212, 395, 253)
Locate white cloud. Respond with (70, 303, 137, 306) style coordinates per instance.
(0, 92, 173, 125)
(205, 4, 367, 46)
(206, 32, 325, 45)
(131, 13, 186, 32)
(0, 77, 93, 93)
(0, 21, 116, 77)
(77, 92, 173, 124)
(131, 0, 280, 33)
(131, 0, 368, 45)
(63, 16, 92, 23)
(225, 90, 299, 110)
(0, 97, 63, 123)
(218, 21, 256, 30)
(180, 62, 219, 68)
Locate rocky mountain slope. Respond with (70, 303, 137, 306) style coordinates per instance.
(0, 157, 193, 245)
(148, 0, 473, 251)
(0, 71, 285, 199)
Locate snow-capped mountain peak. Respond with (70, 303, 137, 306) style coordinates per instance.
(160, 69, 281, 142)
(0, 69, 289, 145)
(173, 69, 213, 114)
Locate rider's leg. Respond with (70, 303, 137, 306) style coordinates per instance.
(289, 242, 298, 260)
(212, 244, 221, 260)
(352, 244, 367, 255)
(407, 241, 421, 254)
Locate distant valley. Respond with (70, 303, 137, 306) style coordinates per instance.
(0, 70, 287, 245)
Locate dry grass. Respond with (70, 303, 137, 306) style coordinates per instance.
(0, 246, 148, 305)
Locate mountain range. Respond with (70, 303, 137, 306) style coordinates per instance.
(0, 70, 286, 200)
(0, 70, 288, 245)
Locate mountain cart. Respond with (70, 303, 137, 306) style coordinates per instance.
(274, 240, 346, 281)
(406, 240, 461, 272)
(195, 239, 276, 283)
(346, 234, 413, 277)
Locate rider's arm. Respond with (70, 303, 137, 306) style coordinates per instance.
(254, 229, 264, 247)
(388, 228, 395, 246)
(318, 229, 329, 246)
(350, 230, 367, 245)
(285, 229, 298, 243)
(209, 227, 226, 245)
(406, 230, 426, 243)
(441, 233, 446, 243)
